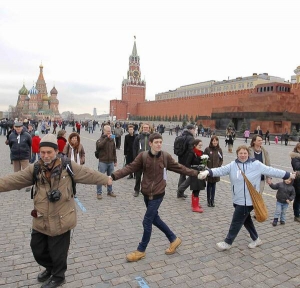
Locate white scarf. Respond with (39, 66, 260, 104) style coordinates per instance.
(70, 145, 80, 164)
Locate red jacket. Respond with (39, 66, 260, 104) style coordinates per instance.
(57, 137, 67, 153)
(32, 136, 41, 153)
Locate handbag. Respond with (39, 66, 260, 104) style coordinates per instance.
(237, 164, 268, 222)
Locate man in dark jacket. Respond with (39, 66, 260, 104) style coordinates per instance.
(9, 121, 32, 174)
(132, 123, 151, 197)
(111, 133, 199, 262)
(124, 125, 136, 179)
(177, 124, 195, 198)
(95, 124, 117, 199)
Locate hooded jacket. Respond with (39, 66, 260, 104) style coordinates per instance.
(204, 145, 223, 183)
(208, 158, 290, 206)
(0, 158, 109, 236)
(63, 132, 85, 165)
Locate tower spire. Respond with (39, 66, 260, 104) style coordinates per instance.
(131, 36, 138, 57)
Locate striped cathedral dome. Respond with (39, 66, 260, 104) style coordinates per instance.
(29, 85, 39, 95)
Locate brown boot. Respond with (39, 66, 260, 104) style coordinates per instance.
(165, 237, 182, 255)
(126, 250, 146, 262)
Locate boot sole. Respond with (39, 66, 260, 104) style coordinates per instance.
(126, 255, 145, 262)
(165, 239, 182, 255)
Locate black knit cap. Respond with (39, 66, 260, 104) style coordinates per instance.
(40, 134, 58, 149)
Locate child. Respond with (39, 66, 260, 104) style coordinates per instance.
(267, 178, 295, 226)
(30, 131, 41, 163)
(274, 136, 278, 144)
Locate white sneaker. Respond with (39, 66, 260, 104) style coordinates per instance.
(248, 237, 262, 249)
(216, 241, 232, 251)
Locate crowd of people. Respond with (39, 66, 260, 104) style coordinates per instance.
(1, 118, 300, 287)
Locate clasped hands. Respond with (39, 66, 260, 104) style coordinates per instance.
(198, 170, 209, 180)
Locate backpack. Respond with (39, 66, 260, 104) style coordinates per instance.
(142, 151, 168, 172)
(173, 135, 187, 156)
(31, 157, 76, 199)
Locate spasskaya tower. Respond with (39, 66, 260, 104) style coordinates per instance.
(110, 37, 146, 120)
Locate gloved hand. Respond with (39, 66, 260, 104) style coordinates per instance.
(198, 170, 209, 180)
(290, 172, 296, 179)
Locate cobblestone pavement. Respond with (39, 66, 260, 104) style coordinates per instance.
(1, 127, 300, 288)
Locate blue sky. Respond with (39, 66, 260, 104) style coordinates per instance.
(0, 0, 299, 114)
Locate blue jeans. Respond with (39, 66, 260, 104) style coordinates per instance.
(274, 201, 289, 222)
(97, 162, 114, 194)
(137, 196, 176, 252)
(207, 182, 216, 201)
(225, 204, 258, 245)
(30, 153, 40, 163)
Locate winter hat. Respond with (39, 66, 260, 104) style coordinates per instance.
(186, 124, 195, 130)
(35, 131, 39, 136)
(40, 134, 58, 149)
(14, 122, 23, 127)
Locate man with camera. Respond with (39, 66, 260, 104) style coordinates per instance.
(0, 134, 112, 288)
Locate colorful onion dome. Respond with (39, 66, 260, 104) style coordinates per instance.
(29, 85, 39, 95)
(19, 84, 28, 95)
(50, 86, 58, 94)
(42, 94, 49, 101)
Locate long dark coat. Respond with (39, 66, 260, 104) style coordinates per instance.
(186, 150, 206, 191)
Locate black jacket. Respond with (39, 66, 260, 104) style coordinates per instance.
(178, 129, 194, 166)
(185, 150, 206, 191)
(124, 133, 136, 157)
(8, 128, 32, 161)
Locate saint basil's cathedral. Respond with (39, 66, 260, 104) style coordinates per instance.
(16, 64, 61, 121)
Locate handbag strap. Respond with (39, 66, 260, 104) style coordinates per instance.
(236, 163, 256, 192)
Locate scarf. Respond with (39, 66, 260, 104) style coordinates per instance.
(70, 144, 80, 164)
(193, 147, 203, 157)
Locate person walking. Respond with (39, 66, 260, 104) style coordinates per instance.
(63, 132, 85, 165)
(111, 133, 199, 262)
(95, 124, 117, 199)
(198, 145, 295, 251)
(8, 121, 32, 180)
(290, 143, 300, 222)
(265, 130, 270, 145)
(204, 135, 223, 207)
(178, 139, 206, 213)
(0, 134, 112, 288)
(226, 127, 235, 153)
(124, 125, 136, 179)
(30, 131, 41, 163)
(267, 178, 295, 226)
(176, 124, 195, 198)
(56, 130, 67, 156)
(244, 129, 250, 143)
(114, 122, 123, 149)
